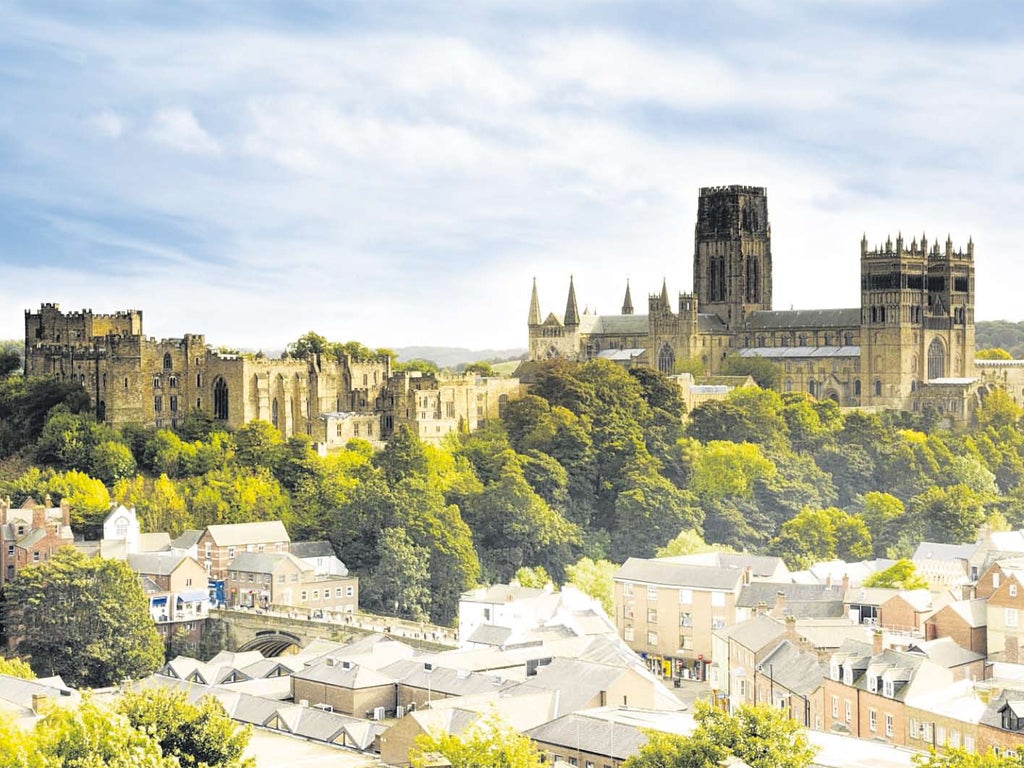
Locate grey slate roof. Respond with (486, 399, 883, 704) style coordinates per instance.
(526, 712, 649, 760)
(913, 541, 981, 562)
(127, 552, 190, 576)
(698, 314, 729, 332)
(289, 540, 335, 558)
(760, 639, 825, 697)
(382, 659, 515, 697)
(514, 657, 631, 716)
(725, 615, 786, 652)
(230, 551, 310, 574)
(937, 599, 988, 628)
(170, 529, 203, 550)
(737, 583, 846, 618)
(907, 638, 984, 669)
(739, 346, 861, 359)
(587, 315, 651, 335)
(614, 557, 744, 591)
(467, 624, 514, 647)
(292, 658, 395, 689)
(743, 308, 860, 329)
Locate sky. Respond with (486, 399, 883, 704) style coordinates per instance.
(1, 1, 1023, 352)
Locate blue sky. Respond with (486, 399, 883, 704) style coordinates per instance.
(2, 1, 1023, 351)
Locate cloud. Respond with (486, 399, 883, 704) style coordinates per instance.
(85, 109, 125, 138)
(148, 107, 221, 155)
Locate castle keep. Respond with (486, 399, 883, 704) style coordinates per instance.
(529, 185, 987, 420)
(24, 304, 521, 447)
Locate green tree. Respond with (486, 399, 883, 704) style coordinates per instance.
(719, 354, 784, 390)
(374, 424, 429, 484)
(624, 701, 816, 768)
(564, 557, 617, 616)
(117, 687, 254, 768)
(691, 441, 775, 500)
(89, 440, 137, 485)
(513, 566, 551, 588)
(769, 506, 872, 570)
(363, 527, 432, 621)
(863, 559, 929, 590)
(0, 350, 20, 378)
(910, 484, 987, 544)
(463, 361, 495, 376)
(656, 529, 735, 557)
(0, 656, 35, 678)
(410, 712, 543, 768)
(233, 420, 284, 471)
(858, 491, 906, 558)
(976, 388, 1023, 430)
(1, 548, 164, 687)
(976, 348, 1013, 360)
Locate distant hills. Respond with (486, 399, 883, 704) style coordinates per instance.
(392, 347, 527, 368)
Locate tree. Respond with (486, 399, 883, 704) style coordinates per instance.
(720, 354, 784, 390)
(858, 491, 906, 558)
(564, 557, 617, 616)
(410, 712, 543, 768)
(769, 506, 872, 570)
(976, 348, 1013, 360)
(373, 424, 429, 484)
(233, 420, 284, 471)
(0, 350, 20, 378)
(117, 687, 254, 768)
(513, 566, 551, 588)
(463, 361, 495, 376)
(656, 529, 735, 557)
(362, 527, 431, 621)
(863, 559, 929, 590)
(1, 548, 164, 687)
(0, 656, 35, 679)
(910, 484, 987, 544)
(624, 701, 816, 768)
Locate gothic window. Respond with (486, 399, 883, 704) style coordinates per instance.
(809, 380, 817, 397)
(709, 256, 726, 302)
(97, 400, 106, 422)
(845, 333, 853, 346)
(197, 373, 202, 387)
(163, 353, 172, 371)
(785, 379, 793, 392)
(928, 338, 946, 380)
(746, 257, 760, 303)
(169, 376, 177, 388)
(213, 376, 229, 420)
(798, 335, 806, 346)
(875, 379, 883, 396)
(272, 398, 279, 429)
(854, 380, 861, 396)
(658, 343, 676, 374)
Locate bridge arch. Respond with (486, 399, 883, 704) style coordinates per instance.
(236, 630, 303, 657)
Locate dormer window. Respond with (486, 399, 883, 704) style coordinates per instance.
(830, 662, 841, 681)
(884, 680, 895, 698)
(844, 665, 854, 686)
(868, 675, 878, 693)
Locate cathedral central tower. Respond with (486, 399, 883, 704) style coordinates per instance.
(693, 185, 772, 326)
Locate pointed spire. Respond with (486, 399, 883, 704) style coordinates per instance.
(564, 275, 580, 327)
(660, 278, 670, 309)
(528, 278, 541, 326)
(621, 279, 634, 315)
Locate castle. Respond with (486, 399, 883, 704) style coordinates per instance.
(527, 185, 1003, 422)
(23, 304, 521, 447)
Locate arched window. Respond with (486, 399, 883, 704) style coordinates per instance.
(709, 256, 726, 302)
(808, 380, 817, 397)
(115, 517, 129, 538)
(163, 352, 172, 371)
(785, 379, 793, 392)
(928, 338, 946, 380)
(874, 379, 883, 396)
(746, 257, 760, 303)
(498, 394, 509, 419)
(272, 398, 279, 430)
(657, 343, 676, 374)
(213, 377, 229, 420)
(854, 380, 861, 396)
(97, 400, 106, 422)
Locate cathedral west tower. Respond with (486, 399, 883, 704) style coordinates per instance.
(693, 185, 772, 327)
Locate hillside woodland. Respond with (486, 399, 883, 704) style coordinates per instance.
(3, 342, 1024, 625)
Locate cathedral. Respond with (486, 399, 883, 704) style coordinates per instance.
(527, 185, 994, 422)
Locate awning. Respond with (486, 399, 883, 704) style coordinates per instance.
(150, 596, 168, 607)
(176, 590, 209, 603)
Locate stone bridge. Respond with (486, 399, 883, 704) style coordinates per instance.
(214, 608, 458, 657)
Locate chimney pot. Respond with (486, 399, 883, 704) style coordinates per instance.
(873, 629, 883, 656)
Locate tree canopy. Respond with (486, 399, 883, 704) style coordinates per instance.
(1, 548, 164, 687)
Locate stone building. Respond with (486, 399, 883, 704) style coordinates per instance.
(23, 303, 522, 447)
(528, 185, 989, 421)
(0, 496, 74, 586)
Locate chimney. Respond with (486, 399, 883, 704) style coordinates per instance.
(31, 693, 48, 714)
(31, 504, 45, 531)
(755, 600, 767, 616)
(60, 498, 70, 527)
(0, 496, 9, 526)
(842, 574, 850, 593)
(773, 591, 786, 618)
(785, 615, 798, 644)
(744, 565, 753, 585)
(872, 629, 883, 656)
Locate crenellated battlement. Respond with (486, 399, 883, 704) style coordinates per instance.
(699, 185, 766, 197)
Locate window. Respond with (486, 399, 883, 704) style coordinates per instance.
(647, 608, 658, 623)
(647, 631, 658, 646)
(163, 352, 172, 370)
(154, 376, 161, 389)
(678, 588, 692, 604)
(154, 395, 162, 412)
(169, 376, 177, 388)
(647, 585, 657, 600)
(921, 722, 934, 743)
(831, 696, 838, 718)
(830, 662, 841, 681)
(711, 591, 725, 607)
(949, 730, 960, 749)
(845, 700, 852, 724)
(1007, 607, 1019, 628)
(936, 726, 946, 746)
(680, 635, 693, 650)
(964, 735, 975, 753)
(995, 572, 1001, 589)
(170, 395, 178, 412)
(346, 585, 354, 596)
(291, 573, 298, 582)
(228, 546, 236, 558)
(869, 709, 877, 732)
(624, 626, 634, 641)
(247, 573, 254, 582)
(884, 679, 894, 698)
(312, 590, 319, 600)
(1012, 583, 1019, 598)
(885, 713, 893, 737)
(712, 617, 726, 629)
(868, 675, 878, 693)
(680, 612, 693, 627)
(336, 588, 343, 598)
(909, 718, 919, 739)
(300, 590, 308, 601)
(33, 551, 40, 562)
(278, 574, 285, 583)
